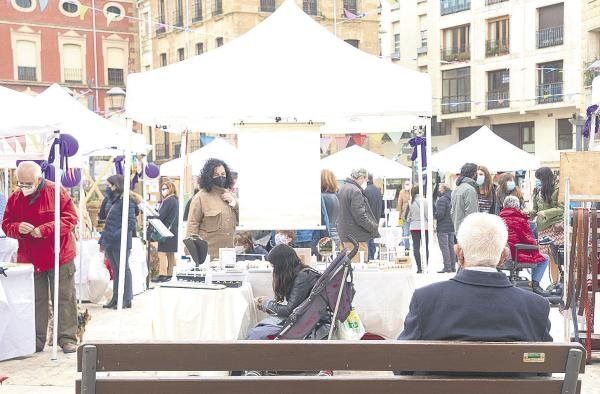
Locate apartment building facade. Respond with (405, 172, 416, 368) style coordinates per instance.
(0, 0, 139, 113)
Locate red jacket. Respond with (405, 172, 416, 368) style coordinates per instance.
(1, 180, 78, 272)
(499, 208, 545, 264)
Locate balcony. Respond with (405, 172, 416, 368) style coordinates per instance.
(17, 66, 36, 81)
(192, 0, 203, 22)
(441, 95, 471, 114)
(536, 26, 563, 48)
(108, 68, 124, 85)
(260, 0, 276, 12)
(537, 82, 563, 104)
(64, 67, 82, 83)
(440, 0, 470, 16)
(487, 90, 509, 109)
(155, 17, 166, 35)
(441, 46, 470, 62)
(155, 143, 169, 160)
(485, 39, 509, 57)
(485, 0, 508, 4)
(303, 0, 318, 16)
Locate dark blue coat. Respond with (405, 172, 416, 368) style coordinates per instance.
(100, 194, 136, 251)
(398, 269, 552, 342)
(434, 189, 454, 233)
(157, 195, 179, 253)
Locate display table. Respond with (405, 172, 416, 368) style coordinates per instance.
(249, 269, 414, 339)
(0, 237, 18, 262)
(0, 263, 35, 361)
(150, 282, 257, 341)
(75, 238, 148, 301)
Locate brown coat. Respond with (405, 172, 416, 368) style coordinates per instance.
(186, 187, 238, 259)
(396, 189, 411, 219)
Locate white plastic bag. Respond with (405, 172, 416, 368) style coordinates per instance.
(335, 308, 366, 340)
(87, 254, 111, 304)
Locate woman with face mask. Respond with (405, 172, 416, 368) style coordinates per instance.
(234, 232, 267, 261)
(186, 158, 238, 259)
(530, 167, 564, 258)
(476, 166, 498, 214)
(496, 173, 524, 210)
(152, 180, 179, 282)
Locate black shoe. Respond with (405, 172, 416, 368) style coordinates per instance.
(110, 302, 132, 309)
(103, 301, 116, 309)
(151, 276, 164, 283)
(532, 281, 550, 296)
(437, 269, 448, 273)
(159, 276, 172, 282)
(416, 270, 423, 274)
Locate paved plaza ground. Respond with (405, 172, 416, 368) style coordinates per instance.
(1, 260, 599, 393)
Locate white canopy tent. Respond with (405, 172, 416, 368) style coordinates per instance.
(430, 126, 541, 173)
(321, 145, 411, 179)
(159, 138, 238, 177)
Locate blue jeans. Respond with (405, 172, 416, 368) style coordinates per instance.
(531, 254, 549, 282)
(402, 221, 410, 250)
(368, 239, 376, 261)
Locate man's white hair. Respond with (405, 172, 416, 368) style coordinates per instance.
(456, 213, 508, 268)
(503, 195, 520, 209)
(16, 161, 42, 179)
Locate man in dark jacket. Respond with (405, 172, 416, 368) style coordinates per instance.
(434, 183, 456, 273)
(364, 174, 383, 261)
(337, 168, 379, 262)
(2, 161, 79, 353)
(451, 163, 479, 233)
(398, 213, 552, 343)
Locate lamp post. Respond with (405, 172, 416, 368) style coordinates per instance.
(107, 87, 126, 113)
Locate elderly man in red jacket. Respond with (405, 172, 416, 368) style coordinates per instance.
(1, 161, 79, 353)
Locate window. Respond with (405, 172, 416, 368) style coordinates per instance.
(60, 0, 79, 16)
(486, 16, 509, 56)
(441, 25, 470, 62)
(458, 126, 481, 141)
(107, 47, 125, 85)
(442, 67, 470, 114)
(196, 42, 204, 55)
(216, 37, 223, 47)
(12, 0, 36, 12)
(174, 0, 183, 27)
(160, 53, 167, 67)
(431, 116, 450, 136)
(393, 34, 400, 57)
(177, 47, 185, 61)
(487, 69, 509, 109)
(492, 122, 535, 153)
(345, 39, 359, 49)
(212, 0, 223, 16)
(174, 143, 181, 158)
(537, 60, 563, 104)
(440, 0, 470, 16)
(420, 30, 428, 48)
(156, 0, 166, 34)
(16, 40, 37, 81)
(303, 0, 318, 16)
(103, 2, 125, 21)
(557, 118, 573, 150)
(63, 44, 82, 83)
(193, 0, 203, 22)
(261, 0, 276, 12)
(537, 3, 563, 48)
(343, 0, 357, 14)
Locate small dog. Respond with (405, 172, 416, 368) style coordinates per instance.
(47, 308, 92, 345)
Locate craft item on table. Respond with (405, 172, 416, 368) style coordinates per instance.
(219, 248, 237, 269)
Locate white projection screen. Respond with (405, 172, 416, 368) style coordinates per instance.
(237, 124, 322, 230)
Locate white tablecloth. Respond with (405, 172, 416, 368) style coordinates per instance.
(0, 263, 35, 361)
(150, 282, 257, 341)
(0, 237, 18, 262)
(249, 269, 415, 339)
(74, 238, 148, 301)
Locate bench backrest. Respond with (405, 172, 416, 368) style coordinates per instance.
(76, 340, 585, 394)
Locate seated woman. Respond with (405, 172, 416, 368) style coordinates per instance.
(499, 196, 549, 294)
(247, 244, 321, 340)
(234, 232, 267, 261)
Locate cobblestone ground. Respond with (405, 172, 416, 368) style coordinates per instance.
(1, 271, 599, 393)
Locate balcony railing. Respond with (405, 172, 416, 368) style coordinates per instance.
(155, 143, 169, 160)
(485, 39, 509, 57)
(192, 0, 203, 22)
(537, 26, 563, 49)
(64, 67, 82, 83)
(17, 66, 36, 81)
(440, 0, 470, 16)
(260, 0, 276, 12)
(188, 139, 201, 151)
(537, 82, 563, 104)
(108, 68, 124, 85)
(303, 0, 318, 16)
(212, 0, 223, 16)
(487, 90, 509, 109)
(441, 46, 470, 62)
(155, 17, 166, 35)
(441, 95, 471, 114)
(485, 0, 508, 4)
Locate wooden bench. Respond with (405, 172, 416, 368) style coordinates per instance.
(77, 340, 585, 394)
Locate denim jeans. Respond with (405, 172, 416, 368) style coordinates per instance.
(402, 221, 410, 250)
(368, 239, 376, 261)
(531, 254, 549, 282)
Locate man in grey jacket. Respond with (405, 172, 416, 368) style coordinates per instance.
(337, 168, 379, 262)
(451, 163, 479, 233)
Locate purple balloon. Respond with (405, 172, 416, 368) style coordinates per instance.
(145, 162, 160, 179)
(62, 168, 82, 188)
(61, 133, 79, 157)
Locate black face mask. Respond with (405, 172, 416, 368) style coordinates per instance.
(212, 176, 227, 188)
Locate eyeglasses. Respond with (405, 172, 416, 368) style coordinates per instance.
(17, 182, 35, 189)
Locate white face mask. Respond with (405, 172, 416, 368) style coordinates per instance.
(21, 186, 36, 196)
(161, 190, 169, 198)
(275, 233, 290, 245)
(361, 182, 368, 190)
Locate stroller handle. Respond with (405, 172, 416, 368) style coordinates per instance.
(346, 235, 359, 260)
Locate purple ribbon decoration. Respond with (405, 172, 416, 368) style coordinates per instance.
(114, 156, 125, 175)
(583, 104, 599, 139)
(408, 136, 427, 169)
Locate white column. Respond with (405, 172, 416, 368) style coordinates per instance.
(51, 131, 61, 360)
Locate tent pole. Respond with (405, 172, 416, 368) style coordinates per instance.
(333, 0, 337, 36)
(3, 167, 8, 194)
(425, 119, 434, 274)
(416, 148, 427, 273)
(177, 130, 188, 257)
(51, 130, 61, 360)
(78, 178, 85, 307)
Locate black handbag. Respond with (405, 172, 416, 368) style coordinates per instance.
(149, 216, 176, 242)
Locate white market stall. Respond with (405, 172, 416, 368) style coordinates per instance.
(159, 138, 238, 177)
(321, 145, 411, 180)
(430, 126, 541, 173)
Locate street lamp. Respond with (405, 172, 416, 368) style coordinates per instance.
(107, 87, 126, 112)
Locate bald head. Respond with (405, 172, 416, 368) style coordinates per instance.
(16, 162, 43, 195)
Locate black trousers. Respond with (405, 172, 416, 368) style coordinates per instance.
(411, 231, 429, 272)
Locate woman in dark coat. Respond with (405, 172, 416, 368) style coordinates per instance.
(99, 174, 140, 309)
(155, 180, 179, 282)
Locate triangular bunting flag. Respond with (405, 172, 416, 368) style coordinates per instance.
(6, 137, 17, 152)
(381, 133, 392, 143)
(79, 4, 89, 20)
(200, 135, 215, 146)
(320, 137, 332, 153)
(351, 134, 367, 147)
(388, 132, 403, 144)
(334, 136, 351, 150)
(39, 0, 48, 12)
(369, 133, 385, 146)
(16, 135, 27, 152)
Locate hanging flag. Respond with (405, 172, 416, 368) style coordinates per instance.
(320, 137, 332, 153)
(351, 134, 367, 147)
(381, 133, 392, 143)
(79, 4, 89, 20)
(39, 0, 48, 12)
(369, 133, 384, 146)
(388, 132, 402, 144)
(334, 136, 351, 150)
(16, 135, 27, 152)
(200, 135, 215, 146)
(343, 8, 358, 19)
(6, 137, 17, 152)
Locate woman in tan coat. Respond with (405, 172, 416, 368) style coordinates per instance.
(186, 158, 238, 259)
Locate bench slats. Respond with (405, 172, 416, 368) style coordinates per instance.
(75, 376, 580, 394)
(76, 341, 586, 374)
